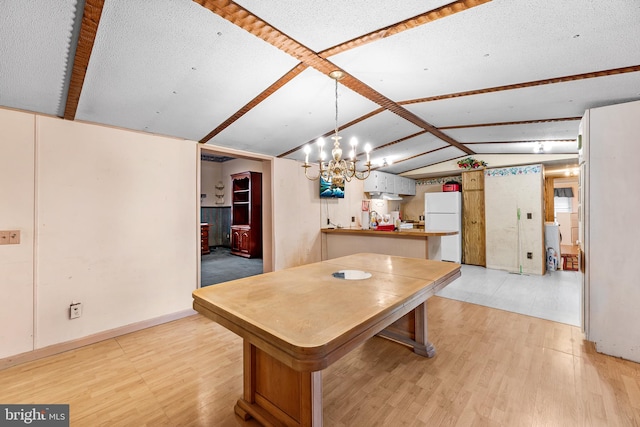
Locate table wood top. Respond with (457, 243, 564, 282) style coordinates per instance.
(193, 253, 460, 370)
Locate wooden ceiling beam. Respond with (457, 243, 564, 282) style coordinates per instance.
(319, 0, 492, 58)
(401, 65, 640, 105)
(63, 0, 105, 121)
(439, 117, 582, 130)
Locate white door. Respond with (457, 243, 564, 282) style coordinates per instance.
(426, 213, 461, 263)
(426, 192, 461, 214)
(426, 213, 459, 231)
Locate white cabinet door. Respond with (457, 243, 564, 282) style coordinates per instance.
(363, 171, 381, 192)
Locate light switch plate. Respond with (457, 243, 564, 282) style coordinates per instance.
(0, 231, 10, 245)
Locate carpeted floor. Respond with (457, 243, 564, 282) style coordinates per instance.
(200, 246, 263, 287)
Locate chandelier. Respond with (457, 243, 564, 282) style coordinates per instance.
(302, 70, 372, 186)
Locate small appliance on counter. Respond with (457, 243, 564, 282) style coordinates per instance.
(376, 224, 395, 231)
(442, 181, 461, 192)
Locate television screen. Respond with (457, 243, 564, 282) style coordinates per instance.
(320, 176, 345, 198)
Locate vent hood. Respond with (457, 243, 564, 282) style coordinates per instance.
(369, 192, 403, 201)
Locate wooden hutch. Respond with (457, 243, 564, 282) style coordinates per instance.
(230, 171, 262, 258)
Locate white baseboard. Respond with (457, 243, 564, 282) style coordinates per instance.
(0, 309, 197, 371)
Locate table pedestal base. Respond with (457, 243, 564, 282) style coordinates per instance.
(235, 341, 322, 426)
(236, 301, 433, 426)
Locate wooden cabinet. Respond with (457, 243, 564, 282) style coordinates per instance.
(231, 172, 262, 258)
(201, 223, 210, 255)
(462, 171, 486, 266)
(463, 170, 484, 191)
(231, 225, 251, 256)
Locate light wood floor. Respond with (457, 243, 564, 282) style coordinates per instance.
(2, 297, 640, 426)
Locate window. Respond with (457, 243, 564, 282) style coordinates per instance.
(554, 196, 572, 213)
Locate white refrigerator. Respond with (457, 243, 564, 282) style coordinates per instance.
(425, 192, 462, 263)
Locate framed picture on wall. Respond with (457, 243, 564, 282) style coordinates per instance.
(320, 176, 345, 198)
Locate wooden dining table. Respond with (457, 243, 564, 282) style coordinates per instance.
(192, 253, 461, 426)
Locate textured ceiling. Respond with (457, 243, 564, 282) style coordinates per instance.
(1, 0, 640, 177)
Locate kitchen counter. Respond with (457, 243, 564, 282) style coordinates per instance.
(321, 227, 457, 237)
(321, 227, 459, 261)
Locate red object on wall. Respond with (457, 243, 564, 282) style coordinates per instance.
(443, 183, 460, 192)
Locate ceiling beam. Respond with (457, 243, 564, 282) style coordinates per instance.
(63, 0, 105, 121)
(439, 117, 582, 130)
(401, 65, 640, 105)
(193, 0, 485, 155)
(319, 0, 492, 58)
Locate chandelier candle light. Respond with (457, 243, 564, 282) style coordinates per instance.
(303, 70, 372, 186)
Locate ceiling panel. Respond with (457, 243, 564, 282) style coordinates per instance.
(333, 110, 424, 151)
(405, 72, 640, 127)
(234, 0, 452, 52)
(208, 67, 379, 157)
(0, 0, 80, 116)
(444, 121, 580, 144)
(468, 140, 578, 155)
(379, 146, 467, 175)
(76, 0, 299, 141)
(368, 133, 448, 167)
(330, 0, 640, 101)
(1, 0, 639, 175)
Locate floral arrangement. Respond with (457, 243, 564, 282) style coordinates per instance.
(457, 157, 487, 170)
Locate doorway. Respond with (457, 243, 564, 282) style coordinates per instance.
(198, 145, 273, 287)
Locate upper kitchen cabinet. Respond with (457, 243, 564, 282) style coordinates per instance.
(395, 175, 416, 196)
(364, 171, 415, 195)
(463, 170, 484, 191)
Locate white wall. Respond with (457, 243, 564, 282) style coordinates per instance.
(35, 117, 198, 348)
(485, 166, 544, 275)
(0, 107, 360, 362)
(272, 158, 321, 269)
(0, 109, 35, 358)
(200, 160, 224, 207)
(0, 108, 198, 359)
(320, 178, 365, 229)
(587, 100, 640, 362)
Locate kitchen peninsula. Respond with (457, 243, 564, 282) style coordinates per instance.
(321, 227, 458, 261)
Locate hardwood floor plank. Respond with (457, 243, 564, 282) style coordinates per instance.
(1, 297, 640, 426)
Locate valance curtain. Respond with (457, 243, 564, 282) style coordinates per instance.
(554, 187, 574, 197)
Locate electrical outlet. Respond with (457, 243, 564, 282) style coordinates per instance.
(9, 230, 20, 244)
(0, 230, 20, 245)
(527, 252, 533, 259)
(70, 302, 82, 319)
(527, 213, 532, 219)
(327, 218, 330, 225)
